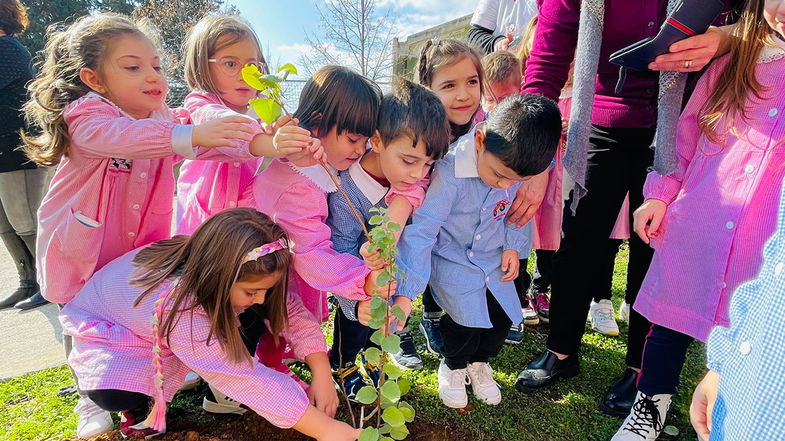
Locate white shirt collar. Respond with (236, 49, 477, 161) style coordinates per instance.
(759, 33, 785, 64)
(453, 127, 480, 179)
(286, 161, 338, 193)
(348, 159, 388, 204)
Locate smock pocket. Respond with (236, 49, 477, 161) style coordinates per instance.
(55, 209, 104, 261)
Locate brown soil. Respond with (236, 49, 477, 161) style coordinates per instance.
(68, 413, 477, 441)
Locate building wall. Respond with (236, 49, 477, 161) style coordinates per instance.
(392, 14, 472, 80)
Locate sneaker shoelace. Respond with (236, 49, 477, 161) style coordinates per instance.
(624, 396, 664, 436)
(399, 331, 417, 354)
(448, 369, 471, 388)
(594, 308, 616, 325)
(469, 364, 498, 389)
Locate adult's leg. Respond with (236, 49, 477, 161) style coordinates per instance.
(591, 239, 623, 303)
(532, 250, 555, 292)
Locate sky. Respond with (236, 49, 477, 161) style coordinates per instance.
(229, 0, 478, 78)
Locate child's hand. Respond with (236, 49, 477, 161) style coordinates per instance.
(318, 421, 361, 441)
(263, 114, 295, 136)
(364, 269, 396, 299)
(359, 242, 384, 271)
(192, 115, 256, 148)
(272, 124, 314, 157)
(357, 299, 373, 326)
(307, 371, 339, 418)
(299, 136, 327, 164)
(500, 250, 520, 282)
(690, 370, 720, 441)
(391, 296, 412, 332)
(633, 199, 667, 244)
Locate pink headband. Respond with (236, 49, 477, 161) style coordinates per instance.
(241, 237, 289, 264)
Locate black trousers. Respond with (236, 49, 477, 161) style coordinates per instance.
(329, 306, 372, 369)
(532, 250, 555, 293)
(440, 291, 512, 370)
(637, 325, 693, 396)
(546, 125, 655, 369)
(513, 258, 532, 301)
(86, 389, 150, 412)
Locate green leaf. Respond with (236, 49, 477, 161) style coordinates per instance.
(389, 424, 409, 440)
(391, 305, 406, 323)
(260, 73, 282, 84)
(278, 63, 298, 78)
(369, 215, 383, 225)
(375, 271, 392, 286)
(370, 303, 387, 322)
(370, 330, 384, 345)
(381, 334, 401, 353)
(371, 296, 385, 310)
(381, 438, 394, 441)
(359, 427, 380, 441)
(398, 402, 415, 422)
(249, 98, 282, 124)
(381, 406, 405, 427)
(356, 385, 378, 405)
(380, 381, 401, 403)
(379, 424, 392, 434)
(397, 378, 411, 395)
(241, 64, 265, 90)
(383, 363, 403, 380)
(368, 317, 385, 329)
(388, 222, 401, 231)
(364, 347, 382, 363)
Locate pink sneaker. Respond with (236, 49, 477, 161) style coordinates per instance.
(533, 291, 550, 324)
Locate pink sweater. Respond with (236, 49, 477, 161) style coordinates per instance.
(176, 91, 264, 235)
(634, 46, 785, 342)
(60, 247, 326, 428)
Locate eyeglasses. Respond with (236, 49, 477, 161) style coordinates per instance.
(208, 57, 268, 76)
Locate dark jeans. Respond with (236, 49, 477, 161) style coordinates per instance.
(637, 325, 694, 396)
(330, 306, 372, 369)
(440, 291, 512, 370)
(546, 125, 655, 369)
(86, 389, 149, 412)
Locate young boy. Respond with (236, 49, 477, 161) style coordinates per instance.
(480, 50, 539, 342)
(395, 94, 561, 409)
(327, 80, 451, 398)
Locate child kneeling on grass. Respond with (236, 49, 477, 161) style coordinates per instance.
(395, 94, 561, 408)
(59, 208, 359, 441)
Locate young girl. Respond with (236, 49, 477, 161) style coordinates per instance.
(612, 1, 785, 439)
(413, 38, 486, 354)
(176, 15, 316, 235)
(22, 13, 256, 437)
(60, 208, 358, 441)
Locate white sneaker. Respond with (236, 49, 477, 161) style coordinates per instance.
(179, 371, 201, 391)
(466, 362, 501, 405)
(619, 302, 631, 323)
(437, 359, 469, 409)
(589, 299, 620, 336)
(522, 295, 540, 326)
(612, 392, 671, 441)
(202, 384, 247, 415)
(74, 396, 114, 438)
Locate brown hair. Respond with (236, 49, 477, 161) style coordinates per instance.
(22, 13, 151, 167)
(0, 0, 28, 35)
(183, 14, 267, 96)
(132, 208, 291, 365)
(699, 0, 771, 141)
(294, 65, 382, 138)
(482, 51, 522, 86)
(414, 38, 484, 141)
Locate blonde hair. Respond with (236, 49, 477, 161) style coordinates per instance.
(515, 16, 539, 67)
(183, 14, 267, 96)
(132, 208, 291, 365)
(699, 0, 772, 141)
(482, 50, 522, 86)
(22, 14, 151, 167)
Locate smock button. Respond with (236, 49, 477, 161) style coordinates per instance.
(770, 108, 779, 117)
(139, 172, 147, 178)
(132, 204, 140, 210)
(739, 341, 751, 356)
(775, 262, 784, 277)
(726, 221, 734, 230)
(744, 165, 754, 174)
(128, 232, 136, 237)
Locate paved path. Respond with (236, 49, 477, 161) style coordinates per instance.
(0, 243, 65, 380)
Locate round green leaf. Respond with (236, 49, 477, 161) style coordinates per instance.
(250, 98, 282, 124)
(241, 64, 265, 90)
(364, 347, 382, 363)
(398, 402, 415, 422)
(371, 295, 386, 311)
(369, 215, 383, 225)
(383, 363, 403, 380)
(381, 334, 401, 353)
(381, 438, 394, 441)
(359, 427, 380, 441)
(370, 330, 385, 345)
(381, 406, 405, 427)
(379, 424, 392, 434)
(368, 317, 386, 329)
(389, 424, 409, 440)
(380, 381, 400, 403)
(278, 63, 298, 77)
(356, 385, 378, 405)
(397, 378, 411, 395)
(391, 305, 406, 323)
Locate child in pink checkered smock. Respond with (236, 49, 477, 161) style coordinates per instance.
(60, 209, 359, 440)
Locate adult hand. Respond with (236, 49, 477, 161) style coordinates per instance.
(648, 26, 728, 72)
(632, 199, 667, 244)
(507, 171, 548, 227)
(493, 33, 513, 52)
(690, 370, 720, 441)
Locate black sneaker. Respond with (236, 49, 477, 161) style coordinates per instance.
(391, 329, 424, 370)
(515, 350, 580, 393)
(418, 317, 444, 355)
(505, 323, 524, 344)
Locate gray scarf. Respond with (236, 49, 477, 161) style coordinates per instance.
(564, 0, 683, 212)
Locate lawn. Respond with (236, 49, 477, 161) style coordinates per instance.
(0, 245, 708, 441)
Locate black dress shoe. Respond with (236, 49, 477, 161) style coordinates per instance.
(599, 367, 640, 417)
(15, 292, 49, 310)
(0, 284, 36, 309)
(515, 349, 580, 393)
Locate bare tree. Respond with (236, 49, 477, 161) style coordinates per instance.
(301, 0, 395, 81)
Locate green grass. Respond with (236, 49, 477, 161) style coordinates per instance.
(0, 246, 707, 441)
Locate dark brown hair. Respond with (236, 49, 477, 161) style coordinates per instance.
(0, 0, 28, 35)
(132, 208, 291, 365)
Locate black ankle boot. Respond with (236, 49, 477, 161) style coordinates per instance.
(600, 367, 640, 417)
(0, 232, 37, 309)
(515, 349, 580, 393)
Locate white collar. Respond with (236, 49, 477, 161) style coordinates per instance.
(286, 161, 338, 193)
(759, 34, 785, 64)
(453, 127, 480, 179)
(348, 159, 388, 204)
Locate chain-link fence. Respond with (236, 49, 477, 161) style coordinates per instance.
(166, 80, 391, 110)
